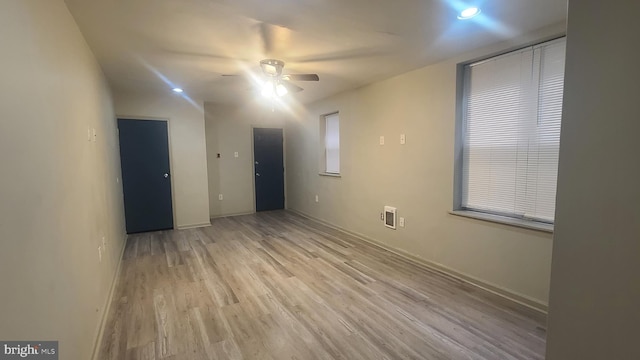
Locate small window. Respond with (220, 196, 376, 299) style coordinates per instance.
(457, 38, 566, 223)
(321, 112, 340, 174)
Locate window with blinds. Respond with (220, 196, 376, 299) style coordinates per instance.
(461, 38, 566, 223)
(323, 113, 340, 174)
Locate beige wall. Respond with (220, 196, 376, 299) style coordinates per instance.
(205, 102, 288, 218)
(546, 1, 640, 359)
(285, 25, 565, 309)
(113, 92, 210, 229)
(0, 1, 126, 359)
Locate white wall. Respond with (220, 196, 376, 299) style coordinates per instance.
(286, 25, 565, 309)
(546, 1, 640, 359)
(205, 102, 289, 218)
(0, 1, 126, 359)
(113, 91, 211, 229)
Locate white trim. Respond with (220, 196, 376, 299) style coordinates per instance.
(176, 221, 212, 230)
(210, 211, 255, 220)
(318, 172, 341, 178)
(90, 233, 128, 360)
(449, 210, 553, 233)
(288, 209, 549, 316)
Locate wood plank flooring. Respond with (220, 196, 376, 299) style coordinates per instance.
(98, 211, 546, 360)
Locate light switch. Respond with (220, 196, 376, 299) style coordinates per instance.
(234, 152, 239, 158)
(379, 136, 385, 145)
(399, 217, 405, 227)
(92, 128, 97, 142)
(400, 134, 406, 145)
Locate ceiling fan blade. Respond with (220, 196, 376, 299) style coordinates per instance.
(259, 23, 274, 56)
(158, 48, 252, 62)
(289, 48, 388, 64)
(282, 74, 319, 81)
(280, 80, 303, 93)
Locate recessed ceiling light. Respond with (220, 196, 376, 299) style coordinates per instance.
(458, 7, 481, 20)
(172, 88, 183, 93)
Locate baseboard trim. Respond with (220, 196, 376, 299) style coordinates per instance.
(287, 209, 548, 316)
(177, 221, 212, 230)
(90, 233, 128, 360)
(210, 211, 255, 220)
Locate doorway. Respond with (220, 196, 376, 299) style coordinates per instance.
(253, 128, 285, 212)
(118, 119, 174, 233)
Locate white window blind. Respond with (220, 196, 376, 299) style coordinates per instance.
(461, 38, 565, 223)
(324, 113, 340, 174)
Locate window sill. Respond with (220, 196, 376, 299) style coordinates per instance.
(319, 172, 341, 178)
(449, 210, 553, 233)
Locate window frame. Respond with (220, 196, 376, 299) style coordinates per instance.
(320, 112, 341, 176)
(452, 36, 566, 233)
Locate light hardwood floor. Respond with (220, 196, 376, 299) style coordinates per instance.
(98, 211, 546, 360)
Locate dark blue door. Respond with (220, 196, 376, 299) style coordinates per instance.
(118, 119, 174, 233)
(253, 128, 285, 211)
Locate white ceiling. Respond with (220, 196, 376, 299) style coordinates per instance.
(65, 0, 567, 104)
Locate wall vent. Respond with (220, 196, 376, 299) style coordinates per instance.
(384, 206, 397, 229)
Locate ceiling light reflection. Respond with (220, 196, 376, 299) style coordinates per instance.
(458, 7, 481, 19)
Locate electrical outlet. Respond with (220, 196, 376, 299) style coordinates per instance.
(234, 152, 239, 158)
(315, 195, 319, 202)
(379, 136, 385, 145)
(400, 134, 406, 145)
(218, 194, 223, 200)
(399, 217, 405, 227)
(380, 212, 384, 220)
(98, 246, 102, 262)
(102, 236, 106, 250)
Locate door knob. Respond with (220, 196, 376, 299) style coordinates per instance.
(256, 173, 261, 177)
(164, 173, 169, 178)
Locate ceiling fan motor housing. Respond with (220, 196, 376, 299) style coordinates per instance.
(260, 59, 285, 77)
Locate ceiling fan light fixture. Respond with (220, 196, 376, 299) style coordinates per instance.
(256, 58, 317, 97)
(260, 59, 285, 77)
(263, 64, 278, 76)
(458, 7, 481, 20)
(261, 80, 288, 98)
(261, 81, 275, 98)
(276, 83, 288, 97)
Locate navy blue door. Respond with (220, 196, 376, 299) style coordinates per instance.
(118, 119, 174, 233)
(253, 128, 285, 211)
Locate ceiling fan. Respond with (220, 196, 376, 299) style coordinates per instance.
(257, 59, 319, 97)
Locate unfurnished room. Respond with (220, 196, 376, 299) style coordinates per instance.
(1, 1, 639, 359)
